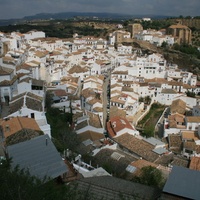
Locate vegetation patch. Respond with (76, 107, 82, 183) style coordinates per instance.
(138, 103, 165, 137)
(45, 92, 80, 153)
(132, 166, 165, 189)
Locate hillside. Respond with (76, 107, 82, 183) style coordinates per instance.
(128, 39, 200, 77)
(0, 18, 200, 77)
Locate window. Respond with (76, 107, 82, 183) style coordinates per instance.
(185, 149, 193, 154)
(31, 113, 35, 118)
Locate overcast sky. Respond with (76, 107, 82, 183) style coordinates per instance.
(0, 0, 199, 19)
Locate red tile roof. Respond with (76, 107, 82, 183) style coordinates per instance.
(109, 116, 134, 133)
(189, 157, 200, 171)
(53, 89, 68, 97)
(1, 117, 41, 139)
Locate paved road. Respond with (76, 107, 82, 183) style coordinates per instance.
(0, 104, 9, 118)
(102, 71, 111, 130)
(155, 107, 169, 138)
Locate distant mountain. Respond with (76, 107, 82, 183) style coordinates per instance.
(22, 12, 169, 20)
(23, 12, 134, 20)
(0, 12, 171, 26)
(0, 19, 22, 26)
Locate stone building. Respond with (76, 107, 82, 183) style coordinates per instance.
(167, 23, 192, 44)
(128, 23, 143, 38)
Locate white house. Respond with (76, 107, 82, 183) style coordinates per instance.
(117, 44, 132, 54)
(23, 30, 45, 40)
(107, 116, 139, 138)
(17, 78, 44, 97)
(156, 89, 179, 105)
(7, 107, 51, 138)
(185, 116, 200, 131)
(75, 111, 104, 135)
(0, 66, 18, 103)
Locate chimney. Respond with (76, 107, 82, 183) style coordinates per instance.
(46, 137, 48, 146)
(5, 125, 10, 132)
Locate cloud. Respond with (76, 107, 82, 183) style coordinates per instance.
(0, 0, 199, 19)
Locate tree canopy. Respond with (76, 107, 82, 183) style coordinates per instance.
(132, 166, 165, 189)
(0, 158, 91, 200)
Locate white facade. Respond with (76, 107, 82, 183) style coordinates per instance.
(173, 96, 197, 109)
(185, 117, 200, 131)
(24, 31, 45, 40)
(0, 67, 18, 102)
(0, 29, 199, 143)
(8, 107, 51, 138)
(135, 29, 175, 47)
(156, 89, 179, 105)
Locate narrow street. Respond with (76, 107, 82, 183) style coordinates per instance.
(0, 103, 9, 118)
(102, 71, 111, 131)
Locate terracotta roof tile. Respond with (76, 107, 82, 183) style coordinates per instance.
(0, 66, 14, 75)
(114, 133, 159, 162)
(169, 24, 190, 29)
(186, 116, 200, 123)
(189, 157, 200, 171)
(181, 131, 199, 141)
(168, 134, 182, 153)
(109, 106, 126, 119)
(170, 99, 186, 115)
(10, 92, 43, 113)
(130, 159, 158, 172)
(68, 65, 88, 74)
(78, 130, 105, 142)
(1, 117, 41, 139)
(108, 116, 134, 134)
(0, 75, 17, 86)
(161, 89, 177, 94)
(87, 111, 102, 128)
(113, 71, 128, 75)
(168, 113, 185, 129)
(93, 107, 103, 112)
(53, 89, 68, 97)
(87, 98, 102, 105)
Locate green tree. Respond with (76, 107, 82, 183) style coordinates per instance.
(173, 43, 200, 58)
(132, 166, 165, 189)
(123, 20, 129, 27)
(144, 96, 151, 105)
(185, 16, 192, 19)
(185, 90, 196, 97)
(161, 41, 168, 48)
(0, 158, 92, 200)
(46, 107, 79, 152)
(142, 124, 155, 138)
(95, 92, 101, 100)
(138, 97, 144, 103)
